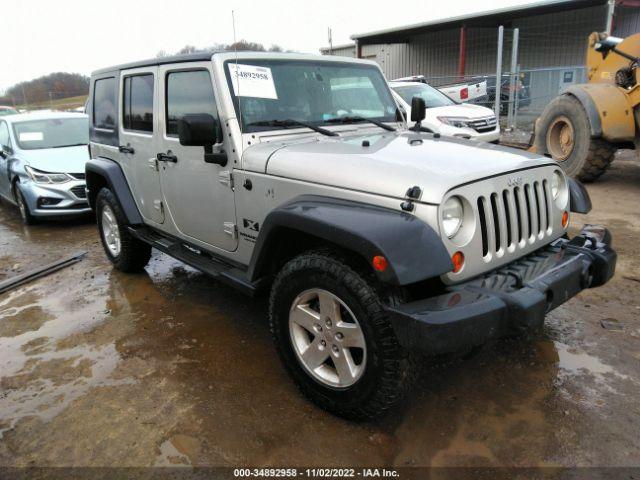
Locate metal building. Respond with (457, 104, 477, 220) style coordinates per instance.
(321, 0, 639, 79)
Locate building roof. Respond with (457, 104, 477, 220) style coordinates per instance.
(351, 0, 608, 43)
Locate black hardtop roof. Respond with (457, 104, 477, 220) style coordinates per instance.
(91, 50, 367, 77)
(91, 52, 221, 76)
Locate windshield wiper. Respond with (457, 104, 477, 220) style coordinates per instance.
(325, 116, 396, 132)
(246, 119, 338, 137)
(51, 143, 87, 148)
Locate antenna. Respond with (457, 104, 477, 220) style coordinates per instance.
(232, 9, 242, 129)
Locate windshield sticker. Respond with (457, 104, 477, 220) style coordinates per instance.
(19, 132, 44, 142)
(228, 64, 278, 99)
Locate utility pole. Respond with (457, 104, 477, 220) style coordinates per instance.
(20, 84, 28, 111)
(328, 27, 333, 55)
(49, 91, 54, 110)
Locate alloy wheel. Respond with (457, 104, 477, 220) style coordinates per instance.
(288, 288, 367, 388)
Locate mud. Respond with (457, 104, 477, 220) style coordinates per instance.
(0, 151, 639, 468)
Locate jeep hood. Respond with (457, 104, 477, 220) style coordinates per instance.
(244, 131, 555, 205)
(20, 145, 90, 174)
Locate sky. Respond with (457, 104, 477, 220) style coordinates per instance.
(1, 0, 538, 92)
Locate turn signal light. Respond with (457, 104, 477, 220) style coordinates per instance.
(372, 255, 388, 272)
(452, 251, 465, 273)
(562, 211, 569, 228)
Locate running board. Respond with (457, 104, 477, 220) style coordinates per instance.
(128, 226, 259, 296)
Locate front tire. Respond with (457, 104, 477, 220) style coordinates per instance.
(534, 95, 616, 182)
(14, 183, 36, 225)
(96, 188, 151, 272)
(269, 250, 413, 420)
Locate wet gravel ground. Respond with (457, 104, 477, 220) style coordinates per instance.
(0, 151, 639, 469)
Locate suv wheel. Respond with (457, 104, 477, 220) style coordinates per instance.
(14, 183, 36, 225)
(269, 250, 413, 420)
(96, 188, 151, 272)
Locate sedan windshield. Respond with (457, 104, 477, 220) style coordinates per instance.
(225, 60, 398, 132)
(392, 83, 455, 108)
(12, 117, 88, 150)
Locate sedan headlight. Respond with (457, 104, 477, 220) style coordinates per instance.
(437, 116, 469, 128)
(442, 196, 464, 238)
(25, 165, 71, 184)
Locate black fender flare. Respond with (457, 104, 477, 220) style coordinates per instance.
(564, 87, 603, 138)
(248, 195, 453, 286)
(85, 157, 143, 224)
(567, 177, 592, 214)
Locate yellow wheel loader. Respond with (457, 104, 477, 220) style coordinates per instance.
(533, 32, 640, 181)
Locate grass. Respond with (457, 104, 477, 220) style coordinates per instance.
(15, 94, 88, 111)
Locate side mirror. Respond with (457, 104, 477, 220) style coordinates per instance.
(410, 96, 426, 123)
(0, 145, 12, 159)
(178, 114, 227, 166)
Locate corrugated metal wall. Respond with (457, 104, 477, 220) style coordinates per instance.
(356, 4, 637, 80)
(322, 45, 356, 57)
(613, 5, 640, 37)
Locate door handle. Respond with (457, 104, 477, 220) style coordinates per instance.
(156, 151, 178, 163)
(118, 145, 135, 154)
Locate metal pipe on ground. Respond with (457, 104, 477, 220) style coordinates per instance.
(0, 252, 87, 294)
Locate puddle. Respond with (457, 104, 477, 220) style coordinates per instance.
(554, 341, 628, 380)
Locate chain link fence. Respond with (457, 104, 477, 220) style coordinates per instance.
(421, 66, 588, 133)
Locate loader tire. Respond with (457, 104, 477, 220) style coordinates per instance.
(534, 95, 616, 182)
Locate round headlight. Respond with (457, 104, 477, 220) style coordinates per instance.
(551, 171, 562, 199)
(442, 196, 463, 238)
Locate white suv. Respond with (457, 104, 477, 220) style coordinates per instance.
(390, 80, 500, 143)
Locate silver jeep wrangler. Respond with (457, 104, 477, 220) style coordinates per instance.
(86, 52, 616, 420)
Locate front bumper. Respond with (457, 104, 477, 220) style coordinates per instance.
(387, 225, 616, 355)
(21, 180, 91, 217)
(440, 124, 500, 143)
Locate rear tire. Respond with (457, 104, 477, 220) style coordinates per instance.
(14, 183, 37, 225)
(96, 188, 151, 272)
(534, 95, 616, 182)
(269, 250, 414, 420)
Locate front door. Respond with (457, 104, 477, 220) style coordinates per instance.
(118, 67, 164, 224)
(157, 63, 237, 252)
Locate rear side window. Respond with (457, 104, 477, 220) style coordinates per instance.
(123, 74, 154, 133)
(93, 77, 116, 130)
(166, 70, 218, 137)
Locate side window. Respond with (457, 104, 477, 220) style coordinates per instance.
(93, 77, 116, 130)
(123, 74, 154, 133)
(166, 70, 218, 137)
(0, 121, 10, 148)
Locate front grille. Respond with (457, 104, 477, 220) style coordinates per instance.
(71, 185, 87, 199)
(476, 180, 552, 258)
(69, 173, 86, 180)
(467, 116, 497, 133)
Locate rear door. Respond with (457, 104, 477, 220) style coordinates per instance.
(118, 67, 164, 224)
(156, 63, 237, 251)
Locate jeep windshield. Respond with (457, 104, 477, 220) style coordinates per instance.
(12, 117, 89, 150)
(225, 59, 398, 133)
